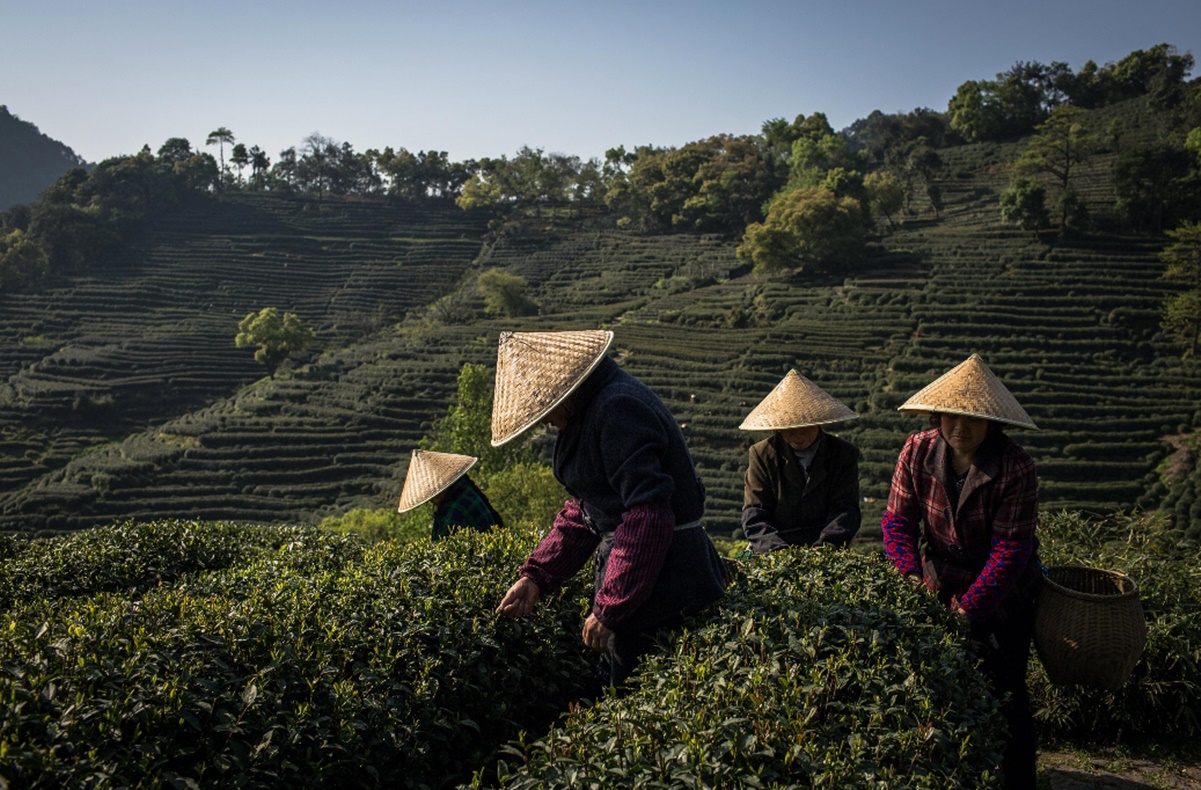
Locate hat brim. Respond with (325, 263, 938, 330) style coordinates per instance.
(397, 456, 477, 512)
(898, 403, 1038, 430)
(738, 413, 858, 431)
(490, 332, 614, 447)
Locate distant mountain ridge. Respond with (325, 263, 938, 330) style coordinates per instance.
(0, 105, 88, 210)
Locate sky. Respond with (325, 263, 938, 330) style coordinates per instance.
(3, 0, 1201, 166)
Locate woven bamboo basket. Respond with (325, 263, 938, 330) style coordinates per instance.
(1034, 566, 1146, 690)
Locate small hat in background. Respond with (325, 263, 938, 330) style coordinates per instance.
(491, 329, 614, 447)
(739, 369, 858, 431)
(397, 449, 477, 513)
(898, 353, 1037, 429)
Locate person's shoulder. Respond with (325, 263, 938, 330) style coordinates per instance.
(997, 433, 1036, 470)
(824, 431, 858, 453)
(591, 371, 664, 418)
(748, 435, 775, 455)
(906, 427, 940, 448)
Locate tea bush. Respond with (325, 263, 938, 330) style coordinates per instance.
(0, 520, 349, 607)
(0, 522, 594, 789)
(1032, 510, 1201, 743)
(485, 550, 1006, 789)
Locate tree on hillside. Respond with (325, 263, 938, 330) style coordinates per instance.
(737, 186, 865, 276)
(420, 362, 538, 470)
(476, 268, 537, 316)
(157, 138, 194, 163)
(1113, 143, 1197, 232)
(1014, 105, 1097, 231)
(999, 178, 1051, 238)
(603, 136, 781, 234)
(205, 127, 235, 185)
(864, 171, 903, 227)
(0, 229, 49, 291)
(235, 307, 315, 377)
(249, 146, 270, 190)
(1160, 221, 1201, 357)
(230, 144, 249, 185)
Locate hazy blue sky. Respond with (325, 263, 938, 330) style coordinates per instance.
(3, 0, 1200, 165)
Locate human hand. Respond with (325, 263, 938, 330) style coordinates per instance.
(495, 577, 540, 619)
(582, 613, 612, 652)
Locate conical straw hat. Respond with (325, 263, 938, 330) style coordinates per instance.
(898, 353, 1037, 429)
(739, 370, 858, 430)
(491, 329, 614, 447)
(397, 449, 478, 512)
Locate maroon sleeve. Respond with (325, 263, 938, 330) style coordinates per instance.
(519, 499, 599, 593)
(591, 502, 674, 629)
(882, 436, 924, 576)
(882, 511, 922, 576)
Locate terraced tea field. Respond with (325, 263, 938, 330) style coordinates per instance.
(1, 145, 1199, 537)
(0, 194, 489, 531)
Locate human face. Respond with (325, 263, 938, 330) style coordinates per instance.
(939, 414, 990, 461)
(779, 425, 820, 451)
(542, 402, 570, 431)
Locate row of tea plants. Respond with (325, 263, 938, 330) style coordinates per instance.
(1, 510, 1197, 787)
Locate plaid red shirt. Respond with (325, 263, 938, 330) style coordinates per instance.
(882, 427, 1038, 618)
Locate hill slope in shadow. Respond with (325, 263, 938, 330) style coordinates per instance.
(2, 134, 1200, 537)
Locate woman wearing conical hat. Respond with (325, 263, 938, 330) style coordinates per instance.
(492, 329, 726, 687)
(739, 370, 861, 553)
(397, 449, 503, 541)
(882, 353, 1041, 789)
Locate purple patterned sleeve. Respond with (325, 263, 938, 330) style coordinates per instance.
(881, 511, 922, 577)
(592, 502, 675, 629)
(519, 499, 600, 594)
(958, 536, 1034, 618)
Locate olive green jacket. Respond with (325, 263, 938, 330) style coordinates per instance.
(741, 431, 861, 553)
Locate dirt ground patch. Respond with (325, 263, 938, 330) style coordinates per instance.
(1041, 749, 1201, 789)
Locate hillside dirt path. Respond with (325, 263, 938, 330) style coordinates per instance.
(1041, 750, 1201, 789)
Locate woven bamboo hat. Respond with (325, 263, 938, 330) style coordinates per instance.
(898, 353, 1037, 429)
(397, 449, 478, 513)
(491, 329, 614, 447)
(739, 370, 858, 431)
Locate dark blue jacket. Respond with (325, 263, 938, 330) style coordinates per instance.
(553, 357, 705, 531)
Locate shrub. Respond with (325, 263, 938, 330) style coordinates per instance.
(0, 522, 594, 789)
(0, 520, 342, 607)
(484, 550, 1005, 788)
(318, 506, 428, 543)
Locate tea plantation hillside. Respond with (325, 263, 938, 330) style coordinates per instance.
(2, 121, 1201, 535)
(0, 194, 489, 531)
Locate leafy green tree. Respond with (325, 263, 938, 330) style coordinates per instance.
(271, 147, 299, 191)
(864, 170, 904, 227)
(419, 362, 564, 528)
(1113, 143, 1196, 231)
(0, 229, 49, 291)
(1106, 43, 1195, 107)
(235, 307, 315, 377)
(737, 186, 865, 276)
(230, 143, 249, 185)
(947, 80, 1005, 142)
(476, 268, 536, 316)
(249, 146, 270, 190)
(604, 136, 780, 234)
(1014, 106, 1097, 230)
(999, 178, 1051, 237)
(205, 127, 235, 184)
(157, 138, 194, 163)
(1160, 221, 1201, 356)
(420, 362, 539, 470)
(789, 133, 859, 189)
